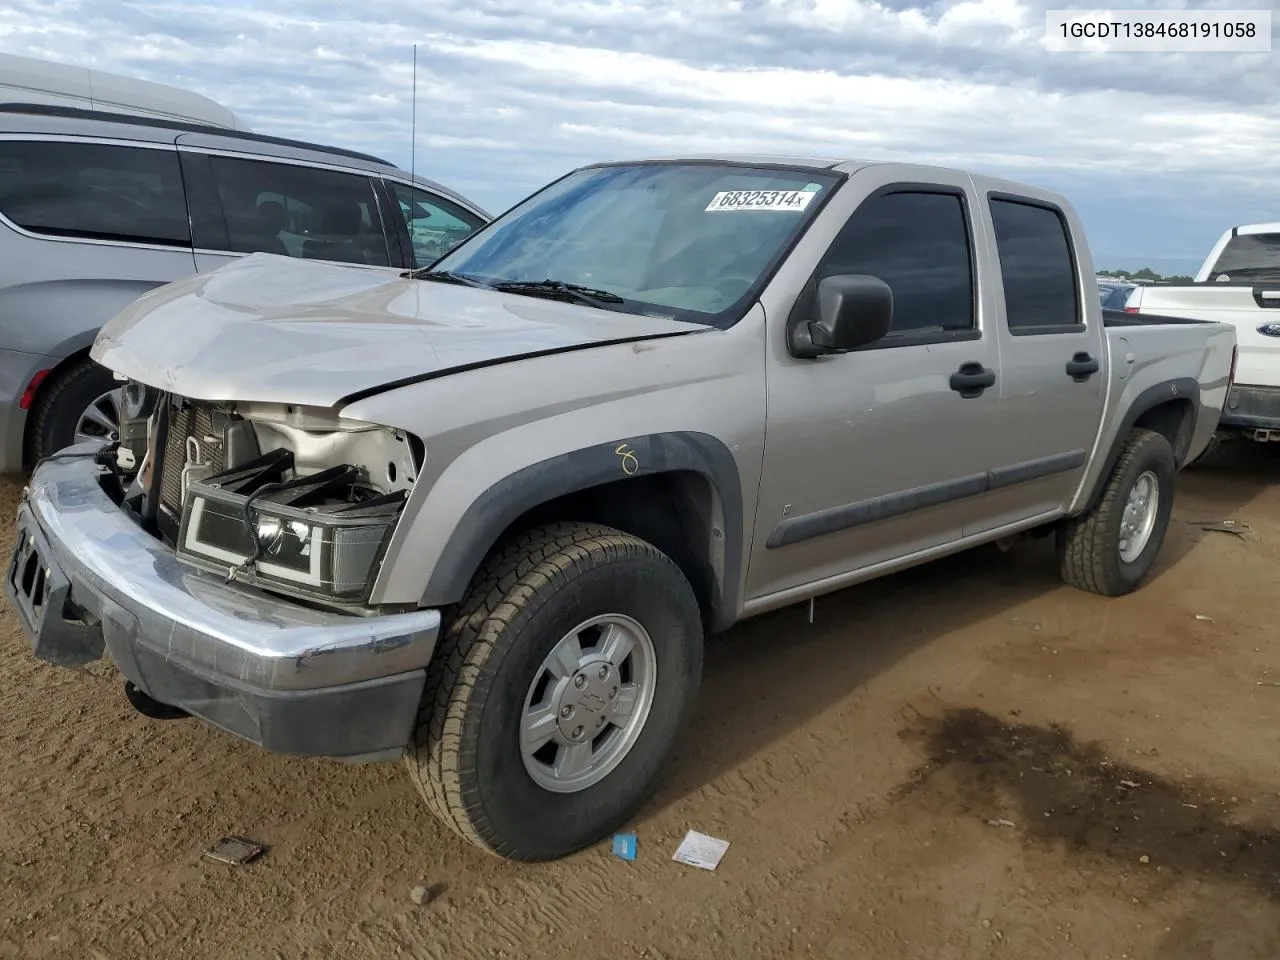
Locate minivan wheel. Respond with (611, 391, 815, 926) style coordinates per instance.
(1057, 428, 1175, 597)
(28, 359, 122, 461)
(406, 522, 704, 861)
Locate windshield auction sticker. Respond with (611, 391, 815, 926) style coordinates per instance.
(705, 189, 817, 212)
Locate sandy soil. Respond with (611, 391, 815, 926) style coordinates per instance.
(3, 448, 1280, 960)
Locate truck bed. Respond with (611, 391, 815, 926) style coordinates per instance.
(1101, 307, 1219, 328)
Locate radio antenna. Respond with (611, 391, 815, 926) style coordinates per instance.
(410, 43, 418, 184)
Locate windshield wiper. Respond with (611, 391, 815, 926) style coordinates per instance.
(491, 279, 625, 309)
(405, 268, 489, 288)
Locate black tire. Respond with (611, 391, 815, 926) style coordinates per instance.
(28, 359, 120, 461)
(406, 521, 704, 861)
(1057, 428, 1175, 596)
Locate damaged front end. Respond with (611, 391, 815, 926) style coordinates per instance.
(110, 381, 422, 610)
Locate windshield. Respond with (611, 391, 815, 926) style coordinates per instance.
(1207, 233, 1280, 282)
(425, 162, 841, 326)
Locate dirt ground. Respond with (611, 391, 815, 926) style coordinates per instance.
(3, 447, 1280, 960)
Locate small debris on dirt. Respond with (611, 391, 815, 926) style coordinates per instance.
(410, 883, 445, 906)
(1195, 614, 1215, 622)
(612, 833, 638, 861)
(672, 830, 730, 871)
(201, 837, 266, 866)
(1195, 519, 1254, 541)
(981, 919, 991, 929)
(986, 818, 1017, 828)
(1120, 780, 1140, 788)
(1139, 855, 1150, 864)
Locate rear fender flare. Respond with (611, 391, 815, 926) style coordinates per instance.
(1080, 377, 1200, 513)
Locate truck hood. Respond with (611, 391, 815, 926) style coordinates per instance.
(91, 253, 707, 408)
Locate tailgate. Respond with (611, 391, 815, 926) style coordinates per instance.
(1130, 284, 1280, 387)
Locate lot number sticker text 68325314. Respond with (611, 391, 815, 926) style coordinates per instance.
(705, 189, 817, 213)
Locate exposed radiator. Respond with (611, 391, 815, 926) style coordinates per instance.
(158, 403, 226, 517)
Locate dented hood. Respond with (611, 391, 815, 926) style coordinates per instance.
(91, 253, 705, 408)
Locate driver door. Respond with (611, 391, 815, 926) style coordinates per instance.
(746, 168, 1004, 603)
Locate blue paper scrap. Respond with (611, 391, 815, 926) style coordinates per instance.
(612, 833, 637, 861)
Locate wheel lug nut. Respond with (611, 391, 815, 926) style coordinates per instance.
(560, 705, 572, 718)
(609, 687, 618, 699)
(598, 665, 609, 680)
(574, 675, 586, 688)
(596, 716, 605, 728)
(572, 725, 584, 740)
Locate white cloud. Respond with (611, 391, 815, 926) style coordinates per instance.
(0, 0, 1276, 264)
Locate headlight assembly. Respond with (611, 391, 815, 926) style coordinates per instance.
(174, 448, 407, 605)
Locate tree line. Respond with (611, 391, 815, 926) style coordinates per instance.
(1099, 266, 1195, 284)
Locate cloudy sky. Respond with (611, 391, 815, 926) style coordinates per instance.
(2, 0, 1276, 271)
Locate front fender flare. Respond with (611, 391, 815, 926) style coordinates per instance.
(420, 431, 745, 631)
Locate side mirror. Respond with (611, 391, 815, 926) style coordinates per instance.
(789, 274, 893, 357)
(811, 274, 893, 353)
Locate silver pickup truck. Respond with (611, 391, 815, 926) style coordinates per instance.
(6, 155, 1236, 863)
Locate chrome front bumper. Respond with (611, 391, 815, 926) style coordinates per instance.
(5, 447, 441, 759)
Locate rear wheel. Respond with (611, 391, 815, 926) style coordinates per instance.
(28, 359, 122, 460)
(406, 522, 704, 861)
(1057, 428, 1175, 596)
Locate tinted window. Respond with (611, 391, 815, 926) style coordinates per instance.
(990, 199, 1079, 330)
(815, 191, 974, 334)
(1207, 233, 1280, 282)
(388, 182, 485, 267)
(192, 155, 389, 266)
(0, 140, 189, 246)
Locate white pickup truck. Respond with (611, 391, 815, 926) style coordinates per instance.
(1126, 223, 1280, 458)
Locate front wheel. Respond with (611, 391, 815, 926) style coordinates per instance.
(27, 359, 123, 461)
(1057, 428, 1175, 596)
(406, 522, 704, 861)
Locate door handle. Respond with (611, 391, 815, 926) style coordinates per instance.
(949, 362, 996, 399)
(1065, 351, 1100, 382)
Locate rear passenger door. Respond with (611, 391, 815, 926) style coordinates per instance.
(176, 147, 398, 273)
(967, 192, 1107, 534)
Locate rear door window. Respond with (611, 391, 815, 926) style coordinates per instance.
(0, 139, 189, 246)
(387, 181, 486, 267)
(989, 198, 1081, 332)
(188, 154, 391, 266)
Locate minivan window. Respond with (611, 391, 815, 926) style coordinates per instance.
(388, 182, 485, 267)
(191, 155, 391, 266)
(813, 190, 975, 335)
(990, 198, 1080, 330)
(0, 140, 189, 246)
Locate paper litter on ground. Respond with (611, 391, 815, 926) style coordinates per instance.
(672, 830, 730, 870)
(612, 833, 637, 861)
